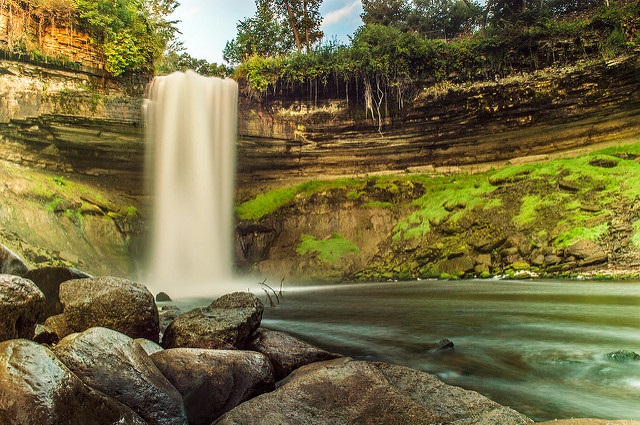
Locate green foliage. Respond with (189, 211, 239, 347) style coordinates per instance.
(44, 197, 62, 212)
(156, 45, 232, 77)
(232, 0, 637, 111)
(74, 0, 179, 75)
(224, 0, 295, 65)
(225, 0, 323, 61)
(296, 233, 360, 265)
(125, 205, 138, 218)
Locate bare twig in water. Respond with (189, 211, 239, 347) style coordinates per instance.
(279, 277, 284, 300)
(261, 288, 276, 308)
(260, 278, 280, 304)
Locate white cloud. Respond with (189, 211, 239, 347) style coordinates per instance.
(322, 0, 362, 28)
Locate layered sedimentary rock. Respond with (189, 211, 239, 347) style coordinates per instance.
(237, 55, 640, 184)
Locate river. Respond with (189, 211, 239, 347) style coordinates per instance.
(258, 279, 640, 422)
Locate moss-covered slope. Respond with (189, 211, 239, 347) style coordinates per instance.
(0, 159, 144, 277)
(236, 142, 640, 281)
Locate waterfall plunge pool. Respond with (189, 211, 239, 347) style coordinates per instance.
(252, 279, 640, 422)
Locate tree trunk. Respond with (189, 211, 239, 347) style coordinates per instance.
(283, 0, 301, 53)
(303, 0, 310, 52)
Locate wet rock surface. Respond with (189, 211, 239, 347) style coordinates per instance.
(59, 276, 160, 342)
(216, 358, 534, 425)
(23, 266, 91, 319)
(162, 292, 263, 349)
(151, 348, 274, 424)
(248, 327, 342, 381)
(53, 327, 187, 425)
(0, 339, 145, 425)
(0, 244, 28, 277)
(0, 274, 45, 342)
(606, 350, 640, 362)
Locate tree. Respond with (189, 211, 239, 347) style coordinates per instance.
(302, 0, 323, 50)
(275, 0, 323, 52)
(223, 0, 293, 65)
(408, 0, 482, 39)
(361, 0, 482, 40)
(360, 0, 410, 28)
(156, 43, 232, 77)
(75, 0, 180, 76)
(225, 0, 323, 63)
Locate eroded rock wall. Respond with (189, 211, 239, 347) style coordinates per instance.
(0, 59, 142, 124)
(237, 55, 640, 184)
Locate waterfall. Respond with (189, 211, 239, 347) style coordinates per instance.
(144, 71, 239, 298)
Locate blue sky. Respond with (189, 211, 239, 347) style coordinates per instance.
(172, 0, 364, 65)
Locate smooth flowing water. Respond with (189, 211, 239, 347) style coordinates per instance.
(144, 71, 239, 297)
(260, 279, 640, 422)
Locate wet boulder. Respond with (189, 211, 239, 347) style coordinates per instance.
(0, 274, 45, 342)
(24, 266, 91, 319)
(216, 358, 533, 425)
(162, 292, 263, 349)
(53, 327, 187, 425)
(0, 339, 145, 425)
(59, 276, 160, 342)
(248, 327, 342, 381)
(43, 313, 72, 341)
(151, 348, 274, 424)
(0, 243, 28, 277)
(134, 338, 164, 355)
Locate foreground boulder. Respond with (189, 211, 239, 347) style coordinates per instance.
(215, 358, 533, 425)
(0, 243, 28, 276)
(0, 339, 145, 424)
(24, 266, 91, 319)
(152, 348, 274, 424)
(0, 274, 45, 342)
(53, 327, 187, 425)
(59, 276, 160, 342)
(162, 292, 263, 349)
(248, 327, 342, 381)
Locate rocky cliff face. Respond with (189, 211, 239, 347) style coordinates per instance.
(234, 54, 640, 281)
(2, 55, 640, 282)
(0, 59, 146, 277)
(237, 55, 640, 185)
(0, 59, 142, 124)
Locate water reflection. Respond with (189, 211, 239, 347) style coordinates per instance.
(261, 280, 640, 421)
